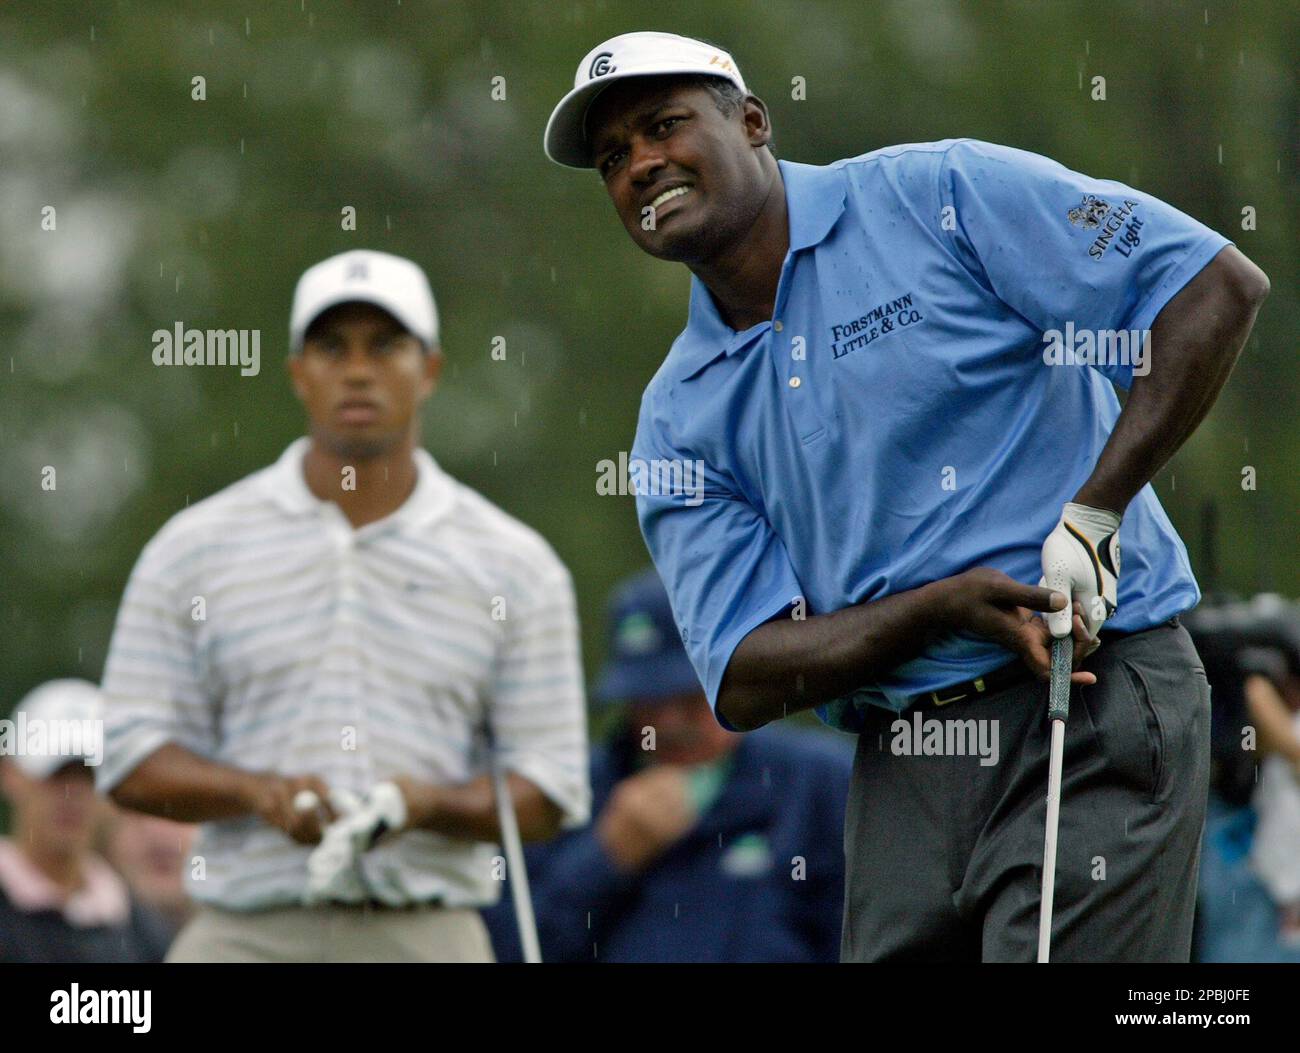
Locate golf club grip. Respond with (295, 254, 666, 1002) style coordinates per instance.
(1048, 636, 1072, 722)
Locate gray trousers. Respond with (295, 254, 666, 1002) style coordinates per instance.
(841, 621, 1211, 962)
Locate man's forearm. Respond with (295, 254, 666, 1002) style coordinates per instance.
(109, 742, 260, 822)
(1244, 675, 1300, 763)
(717, 580, 952, 731)
(1074, 246, 1269, 514)
(400, 773, 563, 843)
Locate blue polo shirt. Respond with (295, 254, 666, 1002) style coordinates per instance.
(631, 138, 1231, 733)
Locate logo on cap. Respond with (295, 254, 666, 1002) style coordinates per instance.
(346, 260, 370, 282)
(589, 52, 616, 79)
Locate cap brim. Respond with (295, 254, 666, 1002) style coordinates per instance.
(544, 69, 737, 169)
(544, 78, 620, 168)
(291, 292, 435, 354)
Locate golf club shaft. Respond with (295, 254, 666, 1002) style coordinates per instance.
(1037, 635, 1073, 963)
(490, 753, 543, 963)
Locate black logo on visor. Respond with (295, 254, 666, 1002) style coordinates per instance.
(589, 52, 616, 78)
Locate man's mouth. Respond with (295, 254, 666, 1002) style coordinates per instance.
(337, 400, 380, 424)
(648, 185, 692, 212)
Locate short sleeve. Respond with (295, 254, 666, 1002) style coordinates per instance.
(490, 558, 591, 829)
(939, 139, 1232, 388)
(97, 533, 218, 792)
(632, 389, 804, 729)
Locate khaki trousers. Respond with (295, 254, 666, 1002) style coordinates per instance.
(166, 904, 495, 963)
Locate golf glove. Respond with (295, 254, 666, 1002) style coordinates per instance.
(1040, 501, 1122, 640)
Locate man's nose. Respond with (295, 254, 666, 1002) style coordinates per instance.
(628, 137, 668, 187)
(340, 345, 376, 377)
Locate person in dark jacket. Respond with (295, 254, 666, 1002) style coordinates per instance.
(0, 680, 172, 963)
(483, 568, 852, 962)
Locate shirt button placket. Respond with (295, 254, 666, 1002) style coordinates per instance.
(328, 515, 364, 757)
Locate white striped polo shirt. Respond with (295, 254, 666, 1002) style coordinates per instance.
(97, 437, 590, 911)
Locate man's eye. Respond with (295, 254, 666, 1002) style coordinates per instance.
(655, 117, 681, 136)
(601, 149, 627, 176)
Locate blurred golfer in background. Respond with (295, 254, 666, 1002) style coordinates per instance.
(96, 249, 590, 962)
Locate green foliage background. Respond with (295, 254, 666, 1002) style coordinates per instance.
(1, 1, 1295, 729)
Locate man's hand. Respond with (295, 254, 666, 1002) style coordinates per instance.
(302, 782, 408, 905)
(1041, 502, 1122, 639)
(596, 766, 698, 874)
(937, 567, 1098, 686)
(246, 772, 340, 844)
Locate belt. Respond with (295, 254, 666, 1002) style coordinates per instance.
(904, 615, 1182, 712)
(324, 898, 445, 912)
(905, 659, 1033, 712)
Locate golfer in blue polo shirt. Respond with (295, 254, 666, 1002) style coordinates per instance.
(545, 32, 1270, 961)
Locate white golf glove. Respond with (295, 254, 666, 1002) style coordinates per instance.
(1040, 501, 1122, 640)
(303, 782, 408, 906)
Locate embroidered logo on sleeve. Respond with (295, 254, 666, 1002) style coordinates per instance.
(1068, 194, 1144, 260)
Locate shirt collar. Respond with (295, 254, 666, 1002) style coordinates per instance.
(261, 436, 457, 533)
(672, 158, 847, 380)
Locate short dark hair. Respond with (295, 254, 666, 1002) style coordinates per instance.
(678, 74, 777, 158)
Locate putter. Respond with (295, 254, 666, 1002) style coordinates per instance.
(486, 725, 543, 964)
(1037, 634, 1073, 962)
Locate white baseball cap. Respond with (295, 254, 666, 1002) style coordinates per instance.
(5, 679, 103, 778)
(289, 249, 440, 354)
(544, 32, 747, 169)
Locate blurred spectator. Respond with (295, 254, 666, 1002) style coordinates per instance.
(483, 568, 853, 962)
(1189, 597, 1300, 962)
(102, 811, 197, 940)
(1245, 667, 1300, 944)
(0, 679, 173, 963)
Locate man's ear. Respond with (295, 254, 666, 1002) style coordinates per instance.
(421, 346, 443, 398)
(743, 95, 772, 147)
(286, 352, 307, 401)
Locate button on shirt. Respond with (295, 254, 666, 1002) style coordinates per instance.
(632, 139, 1231, 732)
(98, 438, 590, 910)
